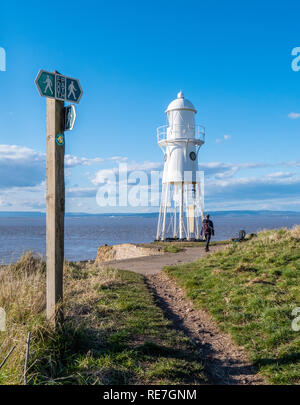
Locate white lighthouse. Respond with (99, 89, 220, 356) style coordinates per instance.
(156, 91, 205, 241)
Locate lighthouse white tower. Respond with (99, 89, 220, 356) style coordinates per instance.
(156, 91, 205, 241)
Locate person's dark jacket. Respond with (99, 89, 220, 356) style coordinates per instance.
(201, 219, 214, 236)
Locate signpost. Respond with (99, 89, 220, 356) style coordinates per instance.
(35, 70, 82, 326)
(35, 70, 83, 103)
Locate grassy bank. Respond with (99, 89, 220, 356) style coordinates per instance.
(0, 254, 206, 385)
(140, 240, 231, 249)
(164, 226, 300, 384)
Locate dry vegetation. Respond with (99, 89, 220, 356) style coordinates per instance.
(0, 252, 46, 384)
(0, 254, 206, 385)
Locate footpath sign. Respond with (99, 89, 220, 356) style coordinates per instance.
(35, 70, 83, 103)
(64, 104, 76, 131)
(35, 69, 82, 326)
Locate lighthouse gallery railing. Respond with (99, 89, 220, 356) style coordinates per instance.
(157, 124, 205, 144)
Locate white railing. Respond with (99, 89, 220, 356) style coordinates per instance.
(157, 124, 205, 144)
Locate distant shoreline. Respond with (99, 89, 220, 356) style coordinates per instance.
(0, 213, 299, 265)
(0, 210, 300, 218)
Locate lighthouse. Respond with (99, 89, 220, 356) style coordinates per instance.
(156, 91, 205, 241)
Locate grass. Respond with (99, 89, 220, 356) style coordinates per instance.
(140, 240, 231, 249)
(163, 245, 182, 253)
(164, 226, 300, 384)
(0, 254, 206, 385)
(0, 252, 46, 385)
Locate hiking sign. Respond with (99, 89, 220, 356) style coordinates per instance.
(64, 104, 76, 131)
(35, 70, 83, 103)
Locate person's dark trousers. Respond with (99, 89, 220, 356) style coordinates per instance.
(205, 233, 211, 251)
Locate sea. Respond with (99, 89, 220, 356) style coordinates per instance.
(0, 211, 299, 264)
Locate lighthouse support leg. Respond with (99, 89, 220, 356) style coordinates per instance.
(179, 182, 184, 240)
(198, 182, 204, 239)
(173, 184, 177, 238)
(186, 185, 190, 240)
(195, 183, 202, 240)
(156, 183, 165, 240)
(161, 183, 169, 241)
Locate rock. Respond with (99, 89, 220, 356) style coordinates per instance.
(95, 243, 163, 263)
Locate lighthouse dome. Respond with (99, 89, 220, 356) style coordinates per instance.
(165, 91, 197, 113)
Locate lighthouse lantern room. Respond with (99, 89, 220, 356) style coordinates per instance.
(156, 91, 205, 241)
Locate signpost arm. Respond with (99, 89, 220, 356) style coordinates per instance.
(46, 95, 65, 325)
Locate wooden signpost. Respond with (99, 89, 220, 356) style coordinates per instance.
(35, 70, 83, 325)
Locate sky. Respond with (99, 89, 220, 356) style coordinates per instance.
(0, 0, 300, 213)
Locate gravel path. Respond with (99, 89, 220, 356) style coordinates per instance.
(102, 245, 223, 275)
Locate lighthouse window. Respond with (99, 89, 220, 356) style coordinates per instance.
(164, 153, 168, 161)
(189, 151, 196, 161)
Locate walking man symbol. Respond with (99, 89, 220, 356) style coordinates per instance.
(67, 110, 72, 127)
(44, 75, 53, 95)
(68, 81, 76, 99)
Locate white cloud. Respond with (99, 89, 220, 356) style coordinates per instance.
(0, 145, 108, 189)
(21, 200, 46, 209)
(0, 198, 12, 207)
(92, 169, 118, 185)
(91, 161, 162, 185)
(288, 112, 300, 119)
(0, 145, 45, 189)
(216, 135, 231, 143)
(198, 162, 265, 178)
(0, 143, 300, 212)
(109, 156, 128, 162)
(265, 171, 295, 179)
(64, 155, 104, 168)
(215, 166, 238, 179)
(125, 161, 162, 172)
(205, 172, 300, 202)
(282, 161, 300, 167)
(0, 144, 43, 161)
(0, 144, 131, 191)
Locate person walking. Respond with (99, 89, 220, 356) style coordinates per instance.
(201, 214, 214, 252)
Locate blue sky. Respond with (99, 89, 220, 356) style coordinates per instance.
(0, 0, 300, 212)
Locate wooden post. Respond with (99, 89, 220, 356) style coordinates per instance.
(46, 95, 65, 325)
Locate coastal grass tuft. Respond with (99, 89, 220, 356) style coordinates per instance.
(0, 252, 46, 385)
(164, 226, 300, 384)
(140, 240, 231, 250)
(163, 245, 182, 253)
(0, 256, 206, 385)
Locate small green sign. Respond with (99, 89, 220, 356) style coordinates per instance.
(36, 71, 55, 98)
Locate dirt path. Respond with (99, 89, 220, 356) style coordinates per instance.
(102, 244, 265, 385)
(146, 273, 265, 385)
